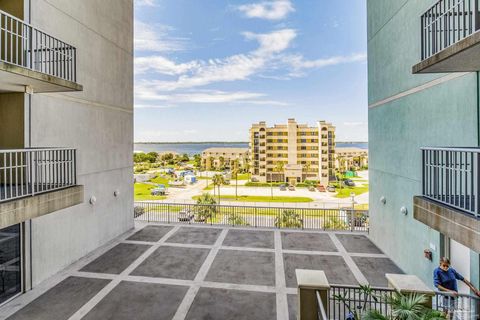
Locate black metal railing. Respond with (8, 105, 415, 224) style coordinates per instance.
(422, 147, 480, 219)
(0, 148, 77, 202)
(433, 291, 480, 319)
(327, 285, 395, 320)
(133, 202, 369, 231)
(0, 10, 77, 82)
(421, 0, 480, 60)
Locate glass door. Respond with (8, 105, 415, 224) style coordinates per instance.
(0, 224, 21, 304)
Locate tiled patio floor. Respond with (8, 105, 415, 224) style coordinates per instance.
(0, 223, 403, 320)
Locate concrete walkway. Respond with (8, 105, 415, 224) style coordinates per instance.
(0, 223, 402, 320)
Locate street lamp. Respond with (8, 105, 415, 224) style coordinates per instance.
(350, 192, 355, 231)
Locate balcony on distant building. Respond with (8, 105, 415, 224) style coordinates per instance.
(413, 0, 480, 73)
(413, 147, 480, 252)
(0, 148, 83, 228)
(0, 10, 82, 92)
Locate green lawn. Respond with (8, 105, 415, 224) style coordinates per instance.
(235, 173, 249, 180)
(149, 175, 170, 186)
(192, 195, 313, 203)
(134, 183, 167, 201)
(334, 184, 369, 198)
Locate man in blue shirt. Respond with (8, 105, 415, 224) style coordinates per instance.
(433, 257, 480, 296)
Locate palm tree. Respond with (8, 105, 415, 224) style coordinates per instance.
(218, 156, 225, 170)
(195, 193, 217, 222)
(274, 161, 285, 182)
(303, 162, 311, 181)
(212, 174, 225, 204)
(274, 209, 303, 228)
(243, 161, 251, 182)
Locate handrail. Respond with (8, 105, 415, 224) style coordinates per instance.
(0, 148, 77, 202)
(0, 9, 77, 82)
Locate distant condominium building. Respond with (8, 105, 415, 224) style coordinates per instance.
(201, 148, 249, 170)
(249, 119, 335, 185)
(335, 147, 368, 171)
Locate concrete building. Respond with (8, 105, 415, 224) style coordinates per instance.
(249, 119, 335, 185)
(0, 0, 133, 305)
(201, 147, 249, 171)
(335, 147, 368, 171)
(368, 0, 479, 291)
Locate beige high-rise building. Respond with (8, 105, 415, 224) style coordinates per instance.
(249, 119, 335, 185)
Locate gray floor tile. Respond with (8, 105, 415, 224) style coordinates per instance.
(222, 229, 274, 249)
(281, 232, 338, 252)
(352, 257, 403, 287)
(166, 227, 222, 245)
(6, 277, 110, 320)
(336, 234, 383, 254)
(205, 250, 275, 286)
(130, 246, 210, 280)
(288, 294, 297, 320)
(80, 243, 151, 274)
(283, 253, 357, 287)
(127, 225, 174, 242)
(82, 281, 188, 320)
(185, 287, 276, 320)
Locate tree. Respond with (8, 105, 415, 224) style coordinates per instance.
(274, 161, 285, 182)
(182, 153, 190, 162)
(212, 174, 225, 204)
(193, 154, 202, 169)
(303, 162, 311, 180)
(195, 193, 217, 222)
(274, 209, 303, 228)
(243, 161, 251, 181)
(218, 156, 225, 170)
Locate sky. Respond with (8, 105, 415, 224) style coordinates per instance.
(134, 0, 367, 142)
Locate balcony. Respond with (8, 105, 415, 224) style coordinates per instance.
(0, 10, 82, 92)
(413, 0, 480, 73)
(413, 147, 480, 252)
(0, 148, 83, 228)
(0, 203, 407, 320)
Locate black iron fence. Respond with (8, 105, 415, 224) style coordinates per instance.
(134, 202, 369, 232)
(433, 291, 480, 319)
(325, 285, 395, 320)
(422, 147, 480, 219)
(421, 0, 480, 60)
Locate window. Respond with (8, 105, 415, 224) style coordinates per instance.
(0, 224, 21, 304)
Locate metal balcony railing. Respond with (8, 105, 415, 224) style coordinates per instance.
(0, 148, 77, 203)
(422, 147, 480, 218)
(421, 0, 480, 60)
(0, 10, 77, 82)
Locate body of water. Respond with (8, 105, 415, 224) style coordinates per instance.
(135, 142, 368, 156)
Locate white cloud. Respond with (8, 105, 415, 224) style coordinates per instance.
(237, 0, 294, 20)
(282, 53, 367, 76)
(135, 21, 188, 52)
(135, 0, 156, 6)
(135, 29, 297, 91)
(135, 56, 200, 75)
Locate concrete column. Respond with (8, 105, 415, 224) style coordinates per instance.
(386, 273, 435, 308)
(296, 269, 330, 320)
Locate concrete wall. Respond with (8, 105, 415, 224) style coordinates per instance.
(27, 0, 133, 286)
(0, 93, 24, 148)
(367, 0, 479, 287)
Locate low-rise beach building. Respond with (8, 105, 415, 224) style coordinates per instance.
(335, 147, 368, 171)
(201, 148, 249, 170)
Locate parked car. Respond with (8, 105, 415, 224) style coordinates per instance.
(279, 184, 287, 191)
(308, 185, 316, 192)
(288, 185, 295, 191)
(344, 179, 355, 187)
(151, 184, 167, 196)
(178, 210, 194, 222)
(326, 185, 336, 192)
(317, 185, 326, 192)
(251, 177, 259, 182)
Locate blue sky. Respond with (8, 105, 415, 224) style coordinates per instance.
(134, 0, 367, 142)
